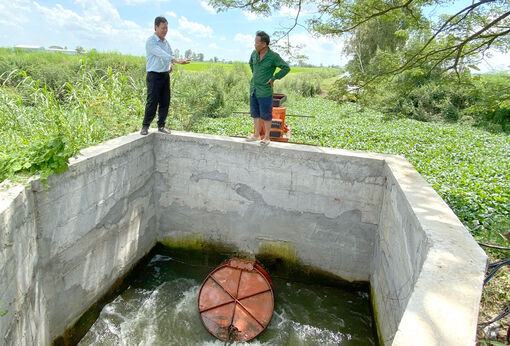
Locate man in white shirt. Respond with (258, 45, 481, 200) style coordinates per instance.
(141, 16, 190, 135)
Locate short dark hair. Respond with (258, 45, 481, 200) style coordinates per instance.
(155, 16, 168, 27)
(256, 31, 270, 46)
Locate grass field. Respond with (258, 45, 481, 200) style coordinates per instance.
(175, 60, 339, 74)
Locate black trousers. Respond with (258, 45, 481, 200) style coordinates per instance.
(142, 71, 170, 128)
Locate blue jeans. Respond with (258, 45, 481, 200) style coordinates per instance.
(250, 92, 272, 121)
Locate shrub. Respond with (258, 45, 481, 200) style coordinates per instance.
(275, 69, 338, 97)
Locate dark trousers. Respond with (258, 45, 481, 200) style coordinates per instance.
(142, 71, 170, 128)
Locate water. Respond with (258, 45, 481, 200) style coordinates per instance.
(78, 249, 377, 345)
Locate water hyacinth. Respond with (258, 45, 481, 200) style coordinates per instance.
(1, 48, 508, 247)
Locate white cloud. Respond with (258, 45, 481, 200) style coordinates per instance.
(284, 33, 348, 66)
(6, 1, 149, 55)
(124, 0, 169, 4)
(243, 10, 268, 21)
(278, 6, 311, 17)
(178, 16, 213, 38)
(478, 51, 510, 73)
(209, 43, 219, 49)
(201, 1, 216, 15)
(234, 33, 254, 49)
(0, 1, 31, 27)
(73, 0, 121, 21)
(168, 28, 192, 42)
(166, 11, 177, 18)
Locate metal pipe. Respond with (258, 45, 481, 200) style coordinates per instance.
(232, 111, 314, 118)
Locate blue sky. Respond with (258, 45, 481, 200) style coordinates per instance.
(0, 0, 346, 66)
(0, 0, 508, 70)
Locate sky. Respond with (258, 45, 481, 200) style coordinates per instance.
(0, 0, 508, 71)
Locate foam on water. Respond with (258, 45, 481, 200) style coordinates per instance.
(79, 253, 376, 345)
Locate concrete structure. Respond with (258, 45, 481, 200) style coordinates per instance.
(0, 131, 487, 345)
(13, 45, 45, 52)
(12, 45, 77, 55)
(45, 48, 77, 55)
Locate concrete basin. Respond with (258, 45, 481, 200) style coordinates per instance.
(0, 131, 487, 345)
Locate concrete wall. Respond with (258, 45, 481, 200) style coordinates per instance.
(0, 134, 157, 345)
(0, 131, 487, 345)
(372, 157, 487, 345)
(155, 133, 385, 282)
(0, 185, 39, 344)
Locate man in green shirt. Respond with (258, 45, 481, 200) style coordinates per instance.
(246, 31, 290, 145)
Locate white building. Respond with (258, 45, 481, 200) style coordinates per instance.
(45, 48, 77, 55)
(13, 45, 77, 55)
(13, 45, 45, 52)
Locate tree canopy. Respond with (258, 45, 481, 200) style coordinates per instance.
(209, 0, 510, 77)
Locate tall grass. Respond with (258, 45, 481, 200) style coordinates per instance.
(0, 48, 508, 337)
(1, 50, 508, 250)
(0, 50, 336, 182)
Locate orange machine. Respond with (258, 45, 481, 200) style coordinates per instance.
(259, 94, 291, 142)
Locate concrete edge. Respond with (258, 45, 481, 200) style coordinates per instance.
(162, 130, 393, 160)
(28, 132, 154, 192)
(384, 156, 487, 345)
(0, 183, 26, 215)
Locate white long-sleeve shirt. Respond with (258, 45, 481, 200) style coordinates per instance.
(145, 33, 174, 72)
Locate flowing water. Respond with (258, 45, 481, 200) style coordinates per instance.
(78, 247, 377, 345)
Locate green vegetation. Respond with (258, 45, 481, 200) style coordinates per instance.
(0, 49, 507, 247)
(177, 61, 336, 74)
(0, 301, 7, 316)
(328, 70, 510, 133)
(210, 0, 509, 85)
(0, 49, 508, 338)
(195, 98, 510, 247)
(0, 49, 337, 183)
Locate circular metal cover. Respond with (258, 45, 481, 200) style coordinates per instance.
(198, 258, 274, 342)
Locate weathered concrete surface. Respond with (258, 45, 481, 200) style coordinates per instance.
(373, 157, 487, 345)
(0, 184, 39, 345)
(0, 131, 487, 345)
(0, 133, 157, 345)
(155, 133, 385, 281)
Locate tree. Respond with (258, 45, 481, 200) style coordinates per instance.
(343, 17, 410, 75)
(209, 0, 510, 78)
(184, 49, 193, 60)
(75, 46, 86, 54)
(197, 53, 205, 62)
(174, 48, 181, 59)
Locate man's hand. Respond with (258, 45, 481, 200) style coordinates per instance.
(266, 79, 274, 88)
(180, 59, 191, 64)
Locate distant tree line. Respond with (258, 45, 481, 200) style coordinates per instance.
(173, 49, 205, 62)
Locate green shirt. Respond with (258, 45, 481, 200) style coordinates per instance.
(249, 48, 290, 98)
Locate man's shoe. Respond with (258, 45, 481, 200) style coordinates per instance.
(140, 127, 149, 135)
(260, 138, 270, 146)
(246, 134, 261, 142)
(158, 127, 171, 134)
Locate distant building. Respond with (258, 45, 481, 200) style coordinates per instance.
(45, 48, 77, 55)
(13, 45, 77, 55)
(13, 45, 44, 52)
